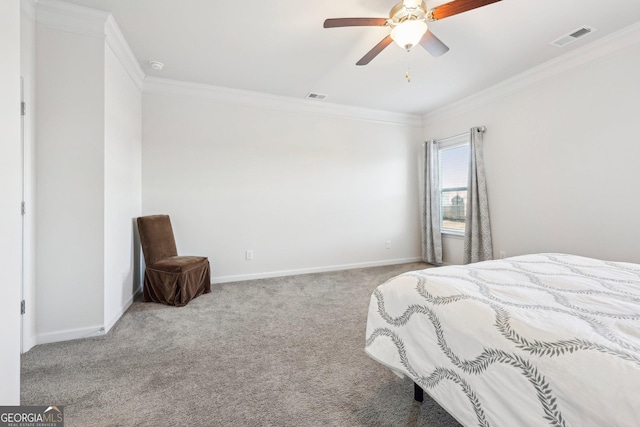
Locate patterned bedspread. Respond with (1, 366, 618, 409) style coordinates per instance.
(365, 254, 640, 426)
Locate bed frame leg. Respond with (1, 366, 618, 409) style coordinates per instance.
(413, 382, 424, 403)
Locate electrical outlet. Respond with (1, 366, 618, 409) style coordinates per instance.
(246, 250, 254, 260)
(499, 251, 507, 259)
(386, 240, 392, 249)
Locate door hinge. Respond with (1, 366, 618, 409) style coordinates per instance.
(21, 300, 25, 315)
(21, 202, 26, 216)
(21, 102, 26, 116)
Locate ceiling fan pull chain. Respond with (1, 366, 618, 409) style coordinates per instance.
(405, 51, 412, 83)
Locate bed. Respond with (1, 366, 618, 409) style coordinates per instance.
(365, 253, 640, 426)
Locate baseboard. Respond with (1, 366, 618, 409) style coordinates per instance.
(22, 333, 37, 354)
(210, 257, 423, 284)
(36, 325, 106, 345)
(35, 288, 142, 346)
(104, 287, 142, 334)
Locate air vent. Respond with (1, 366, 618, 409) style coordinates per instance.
(551, 26, 596, 48)
(306, 93, 328, 100)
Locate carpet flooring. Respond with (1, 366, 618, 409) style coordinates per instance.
(21, 263, 462, 427)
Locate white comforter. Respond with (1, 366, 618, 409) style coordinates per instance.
(365, 254, 640, 427)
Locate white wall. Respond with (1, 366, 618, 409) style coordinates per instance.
(0, 0, 22, 404)
(104, 45, 142, 330)
(424, 27, 640, 265)
(142, 90, 422, 282)
(21, 0, 37, 353)
(31, 1, 144, 345)
(36, 26, 106, 340)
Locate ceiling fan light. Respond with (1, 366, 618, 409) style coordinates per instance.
(390, 20, 427, 50)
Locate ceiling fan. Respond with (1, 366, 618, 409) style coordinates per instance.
(324, 0, 502, 65)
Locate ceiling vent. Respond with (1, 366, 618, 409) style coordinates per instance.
(306, 92, 328, 100)
(551, 26, 596, 48)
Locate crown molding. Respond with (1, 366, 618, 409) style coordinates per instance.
(143, 77, 423, 127)
(36, 0, 109, 39)
(423, 21, 640, 124)
(104, 14, 145, 89)
(34, 0, 144, 89)
(20, 0, 37, 21)
(32, 0, 417, 125)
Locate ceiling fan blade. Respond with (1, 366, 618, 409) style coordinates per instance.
(323, 18, 387, 28)
(429, 0, 501, 21)
(356, 36, 393, 66)
(419, 30, 450, 57)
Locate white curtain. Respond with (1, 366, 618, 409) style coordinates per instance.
(420, 140, 443, 265)
(463, 127, 493, 264)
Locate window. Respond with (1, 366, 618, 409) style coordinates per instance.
(437, 134, 470, 235)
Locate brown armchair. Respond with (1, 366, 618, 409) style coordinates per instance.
(137, 215, 211, 306)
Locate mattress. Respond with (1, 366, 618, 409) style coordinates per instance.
(365, 253, 640, 426)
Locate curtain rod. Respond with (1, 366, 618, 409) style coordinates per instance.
(430, 126, 486, 144)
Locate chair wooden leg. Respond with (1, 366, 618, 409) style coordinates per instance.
(414, 382, 424, 402)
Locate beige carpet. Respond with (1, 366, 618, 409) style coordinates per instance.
(21, 263, 462, 427)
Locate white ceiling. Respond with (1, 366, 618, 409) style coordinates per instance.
(58, 0, 640, 115)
